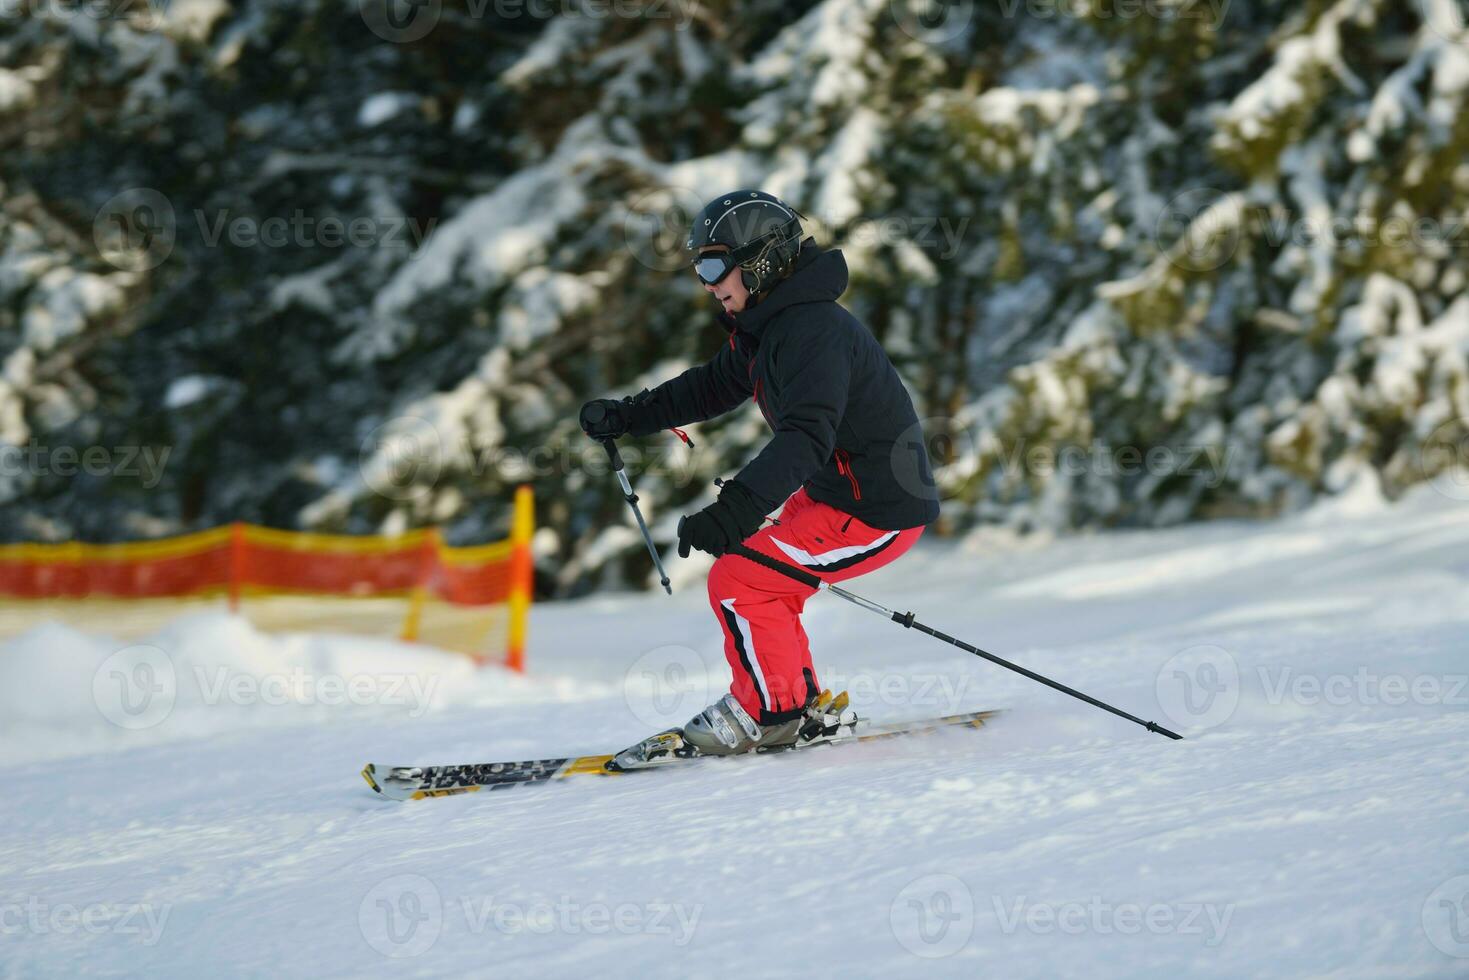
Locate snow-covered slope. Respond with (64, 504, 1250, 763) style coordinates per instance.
(3, 484, 1468, 978)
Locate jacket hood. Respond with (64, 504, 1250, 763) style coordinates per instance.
(720, 240, 849, 338)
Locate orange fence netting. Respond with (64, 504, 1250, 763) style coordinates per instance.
(0, 486, 535, 669)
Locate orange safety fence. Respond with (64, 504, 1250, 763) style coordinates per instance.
(0, 486, 535, 669)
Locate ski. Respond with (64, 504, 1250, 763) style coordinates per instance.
(361, 708, 1001, 802)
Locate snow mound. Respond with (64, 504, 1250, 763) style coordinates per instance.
(0, 611, 597, 762)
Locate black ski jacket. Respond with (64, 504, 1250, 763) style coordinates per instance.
(629, 242, 939, 529)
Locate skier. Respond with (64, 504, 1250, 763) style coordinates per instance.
(580, 190, 938, 762)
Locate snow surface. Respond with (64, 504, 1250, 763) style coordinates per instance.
(3, 486, 1468, 977)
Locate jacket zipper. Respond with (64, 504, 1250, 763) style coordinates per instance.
(835, 448, 862, 500)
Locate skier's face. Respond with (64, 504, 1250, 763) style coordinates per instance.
(698, 246, 750, 314)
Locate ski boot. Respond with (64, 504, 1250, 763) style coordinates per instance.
(610, 689, 856, 771)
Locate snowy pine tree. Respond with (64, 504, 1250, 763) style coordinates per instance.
(0, 0, 1464, 592)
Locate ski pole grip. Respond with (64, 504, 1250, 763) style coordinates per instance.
(599, 437, 625, 473)
(581, 400, 607, 426)
(729, 544, 822, 589)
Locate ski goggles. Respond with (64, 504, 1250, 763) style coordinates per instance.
(691, 251, 740, 286)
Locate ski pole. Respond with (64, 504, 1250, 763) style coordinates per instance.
(592, 432, 671, 595)
(716, 538, 1182, 740)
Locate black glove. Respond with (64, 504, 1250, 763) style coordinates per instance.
(678, 481, 768, 558)
(579, 398, 630, 440)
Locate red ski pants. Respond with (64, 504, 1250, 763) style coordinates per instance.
(706, 488, 925, 725)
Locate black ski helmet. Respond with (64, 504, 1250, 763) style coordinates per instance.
(686, 190, 804, 296)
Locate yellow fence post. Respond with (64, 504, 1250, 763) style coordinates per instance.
(505, 485, 534, 672)
(400, 528, 439, 643)
(228, 522, 245, 613)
